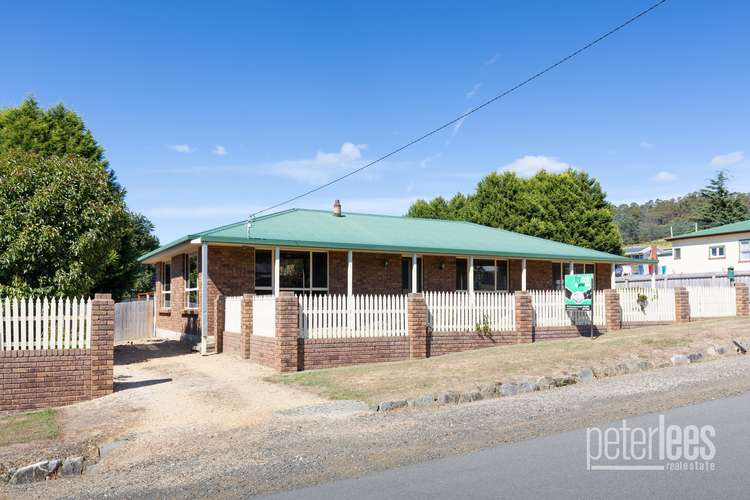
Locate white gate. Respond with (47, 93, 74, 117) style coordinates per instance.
(618, 288, 675, 323)
(686, 286, 736, 318)
(114, 299, 154, 342)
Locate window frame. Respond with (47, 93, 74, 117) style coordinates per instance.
(673, 248, 681, 260)
(740, 240, 750, 262)
(551, 262, 596, 291)
(455, 258, 468, 291)
(401, 256, 423, 293)
(708, 245, 726, 260)
(256, 249, 329, 295)
(161, 261, 171, 309)
(472, 258, 509, 292)
(254, 249, 273, 293)
(185, 253, 199, 310)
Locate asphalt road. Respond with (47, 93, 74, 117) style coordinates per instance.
(262, 391, 750, 500)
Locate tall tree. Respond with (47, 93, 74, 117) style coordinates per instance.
(0, 97, 158, 298)
(407, 169, 623, 254)
(699, 171, 749, 228)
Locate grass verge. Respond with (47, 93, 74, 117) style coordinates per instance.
(267, 317, 749, 405)
(0, 408, 59, 447)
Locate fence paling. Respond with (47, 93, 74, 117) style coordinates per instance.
(685, 286, 736, 318)
(618, 288, 675, 323)
(298, 294, 408, 339)
(529, 290, 604, 328)
(0, 296, 91, 351)
(425, 291, 515, 332)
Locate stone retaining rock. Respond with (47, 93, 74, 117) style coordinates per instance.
(671, 354, 690, 366)
(377, 400, 408, 412)
(575, 367, 594, 382)
(499, 383, 518, 397)
(436, 391, 460, 405)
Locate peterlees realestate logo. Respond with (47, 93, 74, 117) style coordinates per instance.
(586, 415, 716, 472)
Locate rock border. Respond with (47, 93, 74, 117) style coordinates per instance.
(376, 338, 750, 412)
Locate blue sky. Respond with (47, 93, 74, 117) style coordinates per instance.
(3, 1, 748, 243)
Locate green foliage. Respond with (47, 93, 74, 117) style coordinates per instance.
(613, 173, 750, 244)
(0, 97, 159, 299)
(0, 152, 128, 297)
(699, 171, 749, 228)
(407, 169, 623, 255)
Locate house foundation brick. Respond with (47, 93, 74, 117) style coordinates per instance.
(604, 288, 621, 330)
(90, 293, 114, 398)
(408, 293, 428, 359)
(240, 293, 253, 359)
(275, 292, 299, 372)
(674, 287, 690, 323)
(214, 294, 225, 353)
(514, 291, 533, 343)
(736, 283, 749, 316)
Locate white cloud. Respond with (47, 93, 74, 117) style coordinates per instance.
(499, 155, 575, 177)
(710, 151, 744, 166)
(168, 144, 195, 153)
(212, 145, 227, 156)
(483, 53, 500, 67)
(466, 83, 482, 99)
(651, 170, 676, 182)
(639, 141, 654, 149)
(269, 142, 369, 184)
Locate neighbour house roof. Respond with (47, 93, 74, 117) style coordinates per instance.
(667, 219, 750, 241)
(139, 208, 650, 264)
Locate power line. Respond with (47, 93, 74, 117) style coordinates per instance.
(249, 0, 668, 219)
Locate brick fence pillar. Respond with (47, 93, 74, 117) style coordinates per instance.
(91, 293, 114, 398)
(674, 287, 690, 323)
(736, 283, 749, 316)
(604, 288, 621, 331)
(240, 293, 253, 359)
(514, 291, 533, 343)
(275, 292, 299, 372)
(214, 294, 225, 353)
(408, 293, 428, 359)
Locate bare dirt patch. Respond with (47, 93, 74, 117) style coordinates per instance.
(269, 317, 750, 404)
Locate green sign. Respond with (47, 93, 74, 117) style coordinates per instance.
(564, 273, 593, 310)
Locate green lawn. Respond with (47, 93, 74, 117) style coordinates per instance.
(0, 409, 59, 447)
(268, 317, 748, 404)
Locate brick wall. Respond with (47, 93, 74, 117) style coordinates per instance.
(250, 336, 276, 368)
(0, 294, 114, 412)
(155, 254, 197, 337)
(0, 350, 92, 412)
(223, 330, 241, 355)
(533, 325, 605, 341)
(428, 331, 517, 356)
(328, 251, 348, 295)
(423, 256, 456, 291)
(353, 252, 402, 295)
(299, 337, 409, 369)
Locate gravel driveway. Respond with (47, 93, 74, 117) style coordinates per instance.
(5, 345, 750, 499)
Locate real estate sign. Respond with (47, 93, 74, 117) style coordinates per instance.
(564, 273, 593, 310)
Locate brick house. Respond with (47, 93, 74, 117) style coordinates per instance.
(139, 203, 644, 351)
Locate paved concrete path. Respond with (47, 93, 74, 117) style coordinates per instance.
(262, 391, 750, 500)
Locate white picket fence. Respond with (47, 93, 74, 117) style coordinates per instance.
(619, 288, 676, 323)
(253, 295, 276, 337)
(0, 297, 92, 350)
(530, 290, 605, 327)
(686, 286, 736, 318)
(425, 291, 515, 332)
(298, 294, 408, 339)
(224, 296, 242, 333)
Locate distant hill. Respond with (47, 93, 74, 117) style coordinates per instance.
(614, 192, 750, 244)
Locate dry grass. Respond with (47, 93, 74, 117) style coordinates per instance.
(0, 408, 59, 447)
(269, 317, 749, 404)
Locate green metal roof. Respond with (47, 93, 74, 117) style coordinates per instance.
(668, 219, 750, 241)
(140, 208, 646, 264)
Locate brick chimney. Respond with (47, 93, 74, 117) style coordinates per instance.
(333, 199, 342, 217)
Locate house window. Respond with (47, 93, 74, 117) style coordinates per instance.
(456, 258, 468, 291)
(674, 248, 681, 260)
(161, 262, 171, 308)
(185, 253, 199, 309)
(740, 240, 750, 261)
(255, 250, 273, 294)
(472, 259, 509, 292)
(401, 257, 423, 293)
(554, 262, 595, 289)
(709, 245, 725, 259)
(277, 250, 328, 293)
(552, 262, 563, 290)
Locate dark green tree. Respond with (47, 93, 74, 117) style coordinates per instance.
(698, 171, 749, 229)
(0, 97, 159, 298)
(407, 169, 623, 254)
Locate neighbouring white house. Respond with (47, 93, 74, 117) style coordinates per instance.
(617, 245, 673, 276)
(667, 219, 750, 274)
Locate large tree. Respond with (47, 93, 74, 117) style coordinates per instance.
(699, 171, 749, 229)
(0, 97, 158, 299)
(407, 169, 623, 255)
